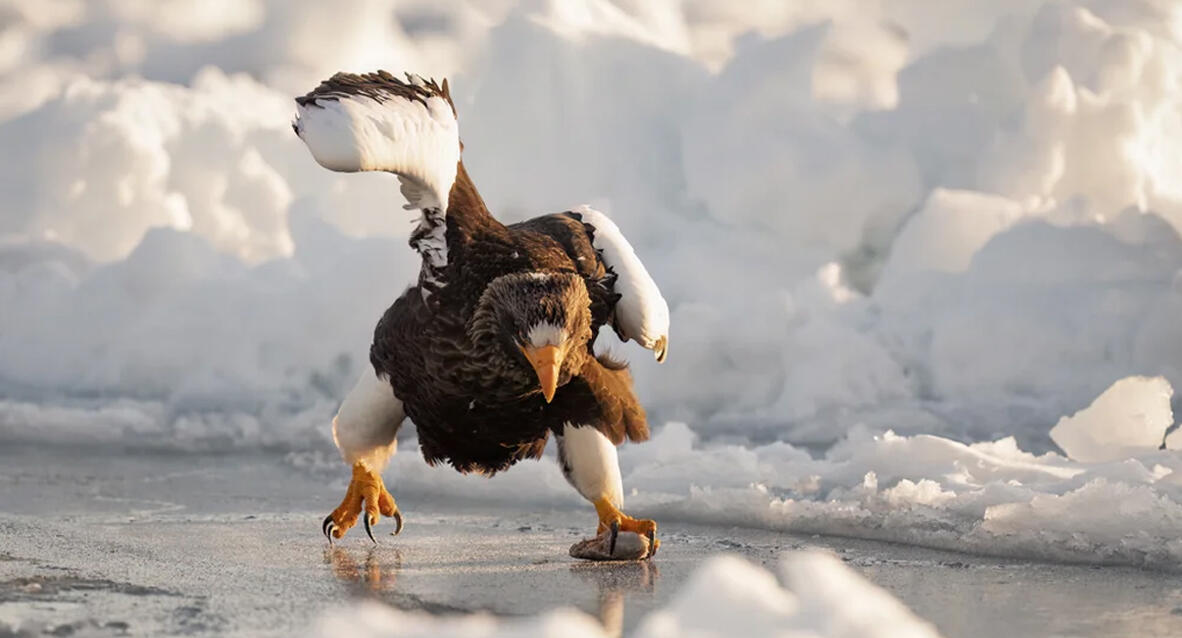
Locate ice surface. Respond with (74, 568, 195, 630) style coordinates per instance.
(6, 0, 1182, 573)
(312, 605, 606, 638)
(309, 552, 942, 638)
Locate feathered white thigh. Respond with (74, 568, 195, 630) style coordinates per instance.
(332, 366, 405, 471)
(557, 423, 624, 509)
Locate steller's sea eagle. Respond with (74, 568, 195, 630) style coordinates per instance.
(292, 71, 669, 559)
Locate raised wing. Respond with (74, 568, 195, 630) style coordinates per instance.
(293, 71, 460, 210)
(292, 71, 460, 296)
(571, 206, 670, 362)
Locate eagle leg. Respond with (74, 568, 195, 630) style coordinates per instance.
(323, 462, 401, 543)
(558, 425, 659, 560)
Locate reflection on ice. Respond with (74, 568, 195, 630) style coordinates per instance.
(326, 546, 402, 595)
(570, 560, 659, 638)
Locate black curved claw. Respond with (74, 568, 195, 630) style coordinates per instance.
(363, 513, 377, 543)
(391, 509, 404, 536)
(646, 529, 657, 558)
(608, 520, 620, 557)
(322, 514, 336, 543)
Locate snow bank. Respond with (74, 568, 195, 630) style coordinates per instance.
(631, 424, 1182, 569)
(309, 552, 942, 638)
(0, 66, 422, 263)
(622, 381, 1182, 569)
(0, 218, 417, 450)
(8, 0, 1182, 448)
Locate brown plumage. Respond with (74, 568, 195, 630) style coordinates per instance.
(295, 70, 455, 115)
(369, 163, 649, 474)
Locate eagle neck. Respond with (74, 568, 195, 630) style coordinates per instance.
(447, 162, 490, 219)
(445, 161, 505, 240)
(411, 160, 502, 305)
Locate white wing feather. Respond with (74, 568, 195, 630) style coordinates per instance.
(292, 72, 460, 296)
(574, 206, 670, 361)
(292, 80, 460, 211)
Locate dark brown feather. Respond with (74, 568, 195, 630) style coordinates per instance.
(295, 70, 456, 116)
(369, 159, 648, 474)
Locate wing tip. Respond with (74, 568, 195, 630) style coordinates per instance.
(653, 336, 668, 363)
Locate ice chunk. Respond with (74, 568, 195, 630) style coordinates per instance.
(876, 189, 1028, 286)
(982, 478, 1182, 558)
(1050, 376, 1174, 463)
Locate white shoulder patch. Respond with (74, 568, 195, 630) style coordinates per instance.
(574, 206, 670, 361)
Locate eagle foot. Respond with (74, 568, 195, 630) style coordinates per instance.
(323, 462, 402, 543)
(569, 522, 656, 561)
(584, 498, 659, 560)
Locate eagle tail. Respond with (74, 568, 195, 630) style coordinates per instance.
(292, 71, 461, 211)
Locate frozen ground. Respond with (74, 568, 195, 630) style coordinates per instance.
(3, 444, 1182, 638)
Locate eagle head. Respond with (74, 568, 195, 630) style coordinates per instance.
(473, 272, 593, 402)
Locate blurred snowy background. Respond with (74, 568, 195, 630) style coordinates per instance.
(5, 0, 1182, 569)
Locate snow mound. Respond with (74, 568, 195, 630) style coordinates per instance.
(309, 552, 942, 638)
(779, 552, 943, 638)
(620, 399, 1182, 569)
(637, 553, 940, 638)
(636, 555, 799, 638)
(1050, 376, 1174, 462)
(8, 0, 1182, 449)
(0, 69, 294, 263)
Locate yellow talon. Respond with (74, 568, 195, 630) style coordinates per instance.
(593, 497, 659, 556)
(322, 462, 401, 542)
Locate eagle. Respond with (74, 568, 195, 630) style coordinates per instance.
(292, 71, 670, 559)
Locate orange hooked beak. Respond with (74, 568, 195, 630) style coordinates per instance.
(520, 344, 562, 403)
